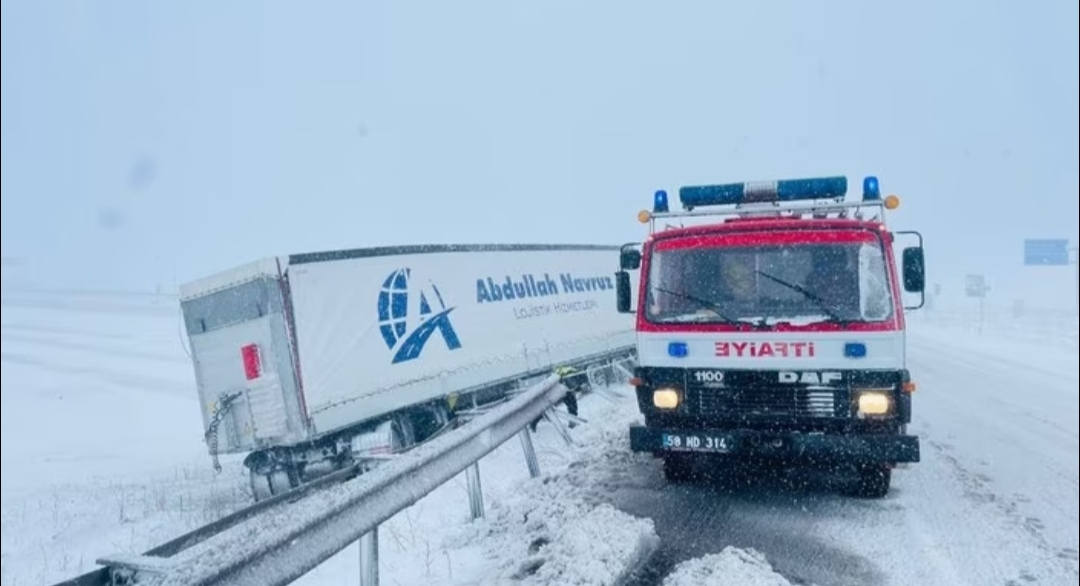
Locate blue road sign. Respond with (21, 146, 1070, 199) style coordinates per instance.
(1023, 239, 1070, 266)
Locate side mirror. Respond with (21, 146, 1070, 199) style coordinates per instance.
(902, 247, 925, 293)
(616, 271, 634, 313)
(620, 247, 641, 271)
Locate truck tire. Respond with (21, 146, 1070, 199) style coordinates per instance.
(249, 466, 299, 501)
(663, 455, 694, 483)
(246, 450, 302, 501)
(851, 465, 891, 498)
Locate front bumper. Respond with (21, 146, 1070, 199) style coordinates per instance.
(629, 425, 920, 464)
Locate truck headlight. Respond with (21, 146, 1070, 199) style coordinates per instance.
(653, 388, 681, 409)
(856, 390, 892, 417)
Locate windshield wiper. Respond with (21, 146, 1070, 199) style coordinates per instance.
(650, 286, 740, 324)
(754, 270, 847, 324)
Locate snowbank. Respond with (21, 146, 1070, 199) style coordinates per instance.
(662, 548, 795, 586)
(457, 487, 656, 585)
(444, 391, 659, 586)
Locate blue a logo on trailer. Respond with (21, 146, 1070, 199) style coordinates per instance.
(377, 268, 462, 364)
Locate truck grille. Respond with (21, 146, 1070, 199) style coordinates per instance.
(696, 387, 849, 418)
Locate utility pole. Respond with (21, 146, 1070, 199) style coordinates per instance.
(978, 282, 991, 336)
(966, 275, 988, 335)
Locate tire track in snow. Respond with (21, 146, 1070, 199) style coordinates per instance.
(928, 438, 1059, 549)
(605, 463, 888, 586)
(908, 340, 1079, 580)
(896, 501, 974, 586)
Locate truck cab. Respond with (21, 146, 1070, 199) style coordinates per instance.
(615, 175, 925, 498)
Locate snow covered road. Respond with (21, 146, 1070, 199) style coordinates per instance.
(602, 324, 1080, 586)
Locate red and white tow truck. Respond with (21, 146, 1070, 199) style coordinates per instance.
(614, 175, 925, 497)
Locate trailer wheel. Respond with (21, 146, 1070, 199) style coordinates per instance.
(245, 451, 301, 501)
(249, 468, 297, 501)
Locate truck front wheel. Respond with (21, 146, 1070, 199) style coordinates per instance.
(851, 464, 892, 498)
(662, 454, 694, 483)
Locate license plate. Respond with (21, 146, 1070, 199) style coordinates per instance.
(661, 432, 733, 453)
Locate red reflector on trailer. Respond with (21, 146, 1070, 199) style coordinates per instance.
(241, 343, 261, 380)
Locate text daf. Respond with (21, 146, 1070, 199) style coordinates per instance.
(778, 371, 842, 385)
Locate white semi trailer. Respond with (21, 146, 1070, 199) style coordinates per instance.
(179, 244, 637, 499)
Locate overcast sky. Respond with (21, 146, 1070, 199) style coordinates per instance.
(2, 0, 1078, 309)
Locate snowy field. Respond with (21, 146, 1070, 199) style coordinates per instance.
(3, 287, 1078, 586)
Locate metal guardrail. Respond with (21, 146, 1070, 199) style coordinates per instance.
(51, 461, 367, 586)
(51, 369, 603, 586)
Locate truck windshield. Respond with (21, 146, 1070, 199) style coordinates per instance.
(645, 239, 894, 325)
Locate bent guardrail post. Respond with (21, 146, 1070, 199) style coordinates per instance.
(544, 409, 576, 447)
(466, 462, 485, 520)
(613, 357, 635, 382)
(519, 429, 541, 479)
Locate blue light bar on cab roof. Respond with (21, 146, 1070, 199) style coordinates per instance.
(678, 176, 848, 210)
(863, 176, 881, 200)
(653, 190, 670, 213)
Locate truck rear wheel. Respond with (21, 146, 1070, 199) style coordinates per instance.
(851, 464, 892, 498)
